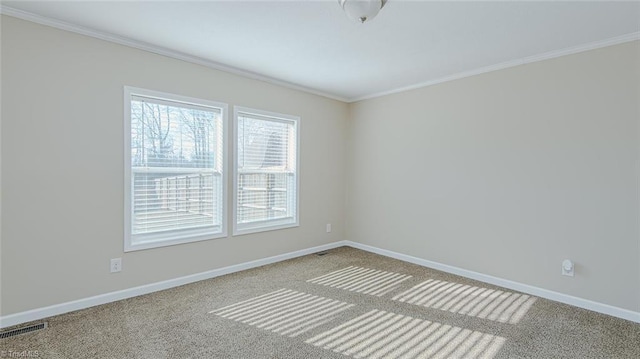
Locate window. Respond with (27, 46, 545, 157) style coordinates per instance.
(124, 87, 227, 251)
(233, 107, 299, 235)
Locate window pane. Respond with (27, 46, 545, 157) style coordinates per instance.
(131, 98, 221, 170)
(238, 117, 289, 170)
(132, 171, 220, 235)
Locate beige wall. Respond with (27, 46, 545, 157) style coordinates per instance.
(347, 41, 640, 312)
(0, 16, 348, 316)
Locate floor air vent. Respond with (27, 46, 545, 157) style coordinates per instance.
(0, 322, 48, 339)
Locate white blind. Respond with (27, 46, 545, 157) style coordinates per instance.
(236, 111, 298, 230)
(129, 94, 224, 242)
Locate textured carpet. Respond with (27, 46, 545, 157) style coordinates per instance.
(1, 247, 639, 358)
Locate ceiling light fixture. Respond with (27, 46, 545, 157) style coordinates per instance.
(339, 0, 387, 24)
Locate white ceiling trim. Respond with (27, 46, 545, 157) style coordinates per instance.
(0, 5, 350, 103)
(351, 31, 640, 102)
(1, 5, 638, 104)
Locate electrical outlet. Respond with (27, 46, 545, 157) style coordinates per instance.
(326, 223, 332, 233)
(110, 258, 122, 273)
(561, 259, 574, 277)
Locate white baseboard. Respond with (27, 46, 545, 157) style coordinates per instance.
(344, 241, 640, 324)
(0, 241, 348, 329)
(2, 239, 638, 328)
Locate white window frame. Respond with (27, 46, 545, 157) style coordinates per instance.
(124, 86, 228, 252)
(233, 106, 300, 236)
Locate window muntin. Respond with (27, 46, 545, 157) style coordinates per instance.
(234, 107, 299, 234)
(125, 87, 227, 251)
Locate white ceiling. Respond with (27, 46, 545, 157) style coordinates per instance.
(3, 1, 639, 102)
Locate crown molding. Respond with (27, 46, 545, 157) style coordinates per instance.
(350, 31, 640, 102)
(0, 5, 350, 103)
(1, 5, 638, 104)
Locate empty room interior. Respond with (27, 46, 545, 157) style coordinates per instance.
(1, 1, 639, 358)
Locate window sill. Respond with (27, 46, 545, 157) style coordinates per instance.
(232, 221, 299, 237)
(124, 230, 226, 252)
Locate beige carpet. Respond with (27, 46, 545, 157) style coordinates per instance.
(1, 247, 639, 358)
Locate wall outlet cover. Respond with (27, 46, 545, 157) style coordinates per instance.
(110, 258, 122, 273)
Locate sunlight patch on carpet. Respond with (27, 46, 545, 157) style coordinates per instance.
(307, 266, 412, 297)
(210, 288, 354, 337)
(305, 309, 505, 359)
(392, 279, 537, 324)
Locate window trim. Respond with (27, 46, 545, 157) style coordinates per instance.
(124, 86, 228, 252)
(232, 106, 300, 236)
